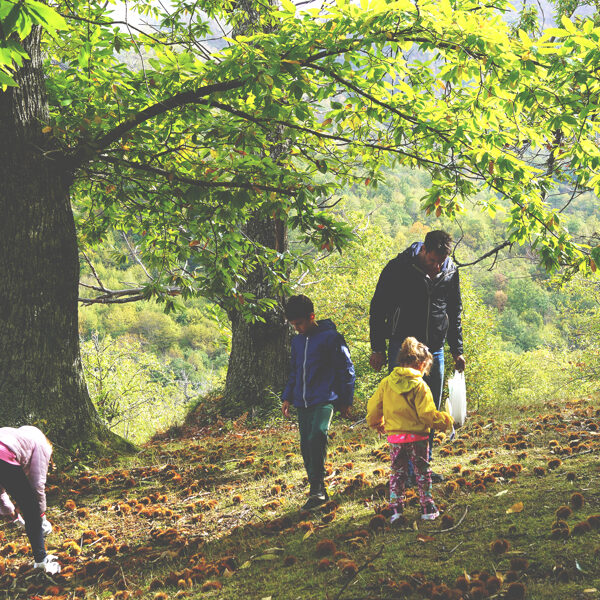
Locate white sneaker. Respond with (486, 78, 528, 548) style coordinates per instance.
(11, 514, 25, 528)
(34, 554, 61, 574)
(421, 509, 440, 521)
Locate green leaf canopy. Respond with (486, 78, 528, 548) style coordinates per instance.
(16, 0, 600, 312)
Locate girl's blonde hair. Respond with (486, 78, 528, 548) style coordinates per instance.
(396, 337, 433, 374)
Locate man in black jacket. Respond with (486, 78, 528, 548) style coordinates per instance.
(369, 230, 465, 480)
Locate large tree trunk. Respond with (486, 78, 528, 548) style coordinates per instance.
(222, 216, 290, 416)
(222, 0, 291, 416)
(0, 29, 129, 452)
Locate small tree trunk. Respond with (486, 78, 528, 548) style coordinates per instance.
(224, 308, 290, 417)
(0, 29, 129, 452)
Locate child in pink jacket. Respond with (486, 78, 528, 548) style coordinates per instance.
(0, 426, 60, 574)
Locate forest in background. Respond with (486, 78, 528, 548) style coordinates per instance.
(77, 166, 600, 442)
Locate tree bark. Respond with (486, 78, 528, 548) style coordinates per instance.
(0, 29, 130, 452)
(222, 215, 290, 416)
(222, 0, 291, 416)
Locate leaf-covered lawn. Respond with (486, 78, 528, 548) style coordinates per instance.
(1, 399, 599, 600)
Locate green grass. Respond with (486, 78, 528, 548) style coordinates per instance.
(0, 399, 599, 599)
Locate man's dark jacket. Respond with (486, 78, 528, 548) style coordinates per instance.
(370, 242, 463, 356)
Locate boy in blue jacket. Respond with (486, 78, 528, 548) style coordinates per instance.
(282, 295, 355, 510)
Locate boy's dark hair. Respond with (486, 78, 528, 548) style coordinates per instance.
(284, 295, 314, 320)
(424, 230, 452, 256)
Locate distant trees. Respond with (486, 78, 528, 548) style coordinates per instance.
(80, 335, 187, 442)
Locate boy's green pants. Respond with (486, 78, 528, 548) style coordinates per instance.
(297, 403, 334, 491)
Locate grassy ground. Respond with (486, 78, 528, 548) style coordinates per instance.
(0, 398, 599, 600)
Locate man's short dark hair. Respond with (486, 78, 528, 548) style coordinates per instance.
(424, 230, 452, 256)
(284, 295, 314, 320)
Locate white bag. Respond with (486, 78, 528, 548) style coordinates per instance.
(447, 370, 467, 427)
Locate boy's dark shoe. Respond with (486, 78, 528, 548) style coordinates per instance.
(431, 472, 445, 483)
(302, 485, 329, 511)
(302, 493, 328, 511)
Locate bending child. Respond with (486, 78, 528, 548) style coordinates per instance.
(282, 295, 355, 510)
(0, 426, 60, 573)
(367, 337, 453, 522)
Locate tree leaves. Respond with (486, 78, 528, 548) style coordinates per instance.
(0, 69, 16, 87)
(279, 0, 296, 14)
(24, 0, 67, 30)
(29, 0, 600, 313)
(0, 0, 65, 88)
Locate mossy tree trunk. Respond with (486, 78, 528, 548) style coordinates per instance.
(223, 215, 290, 416)
(0, 29, 129, 452)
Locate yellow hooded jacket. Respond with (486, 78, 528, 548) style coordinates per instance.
(366, 367, 453, 435)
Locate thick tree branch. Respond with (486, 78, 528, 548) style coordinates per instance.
(69, 23, 488, 173)
(70, 78, 248, 169)
(78, 282, 182, 305)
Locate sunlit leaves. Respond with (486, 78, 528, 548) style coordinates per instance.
(0, 0, 66, 88)
(506, 501, 524, 514)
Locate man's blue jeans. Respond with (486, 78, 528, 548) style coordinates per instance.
(388, 339, 444, 463)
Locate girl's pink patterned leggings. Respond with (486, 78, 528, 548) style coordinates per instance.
(389, 440, 437, 514)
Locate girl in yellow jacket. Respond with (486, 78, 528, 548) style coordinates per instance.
(367, 337, 453, 522)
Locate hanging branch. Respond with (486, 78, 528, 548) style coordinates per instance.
(121, 232, 153, 280)
(81, 251, 108, 291)
(454, 241, 513, 269)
